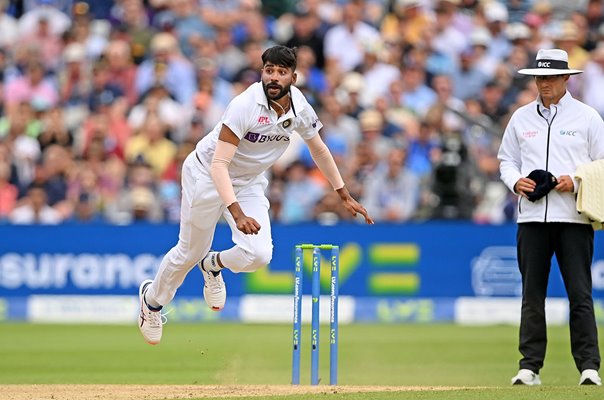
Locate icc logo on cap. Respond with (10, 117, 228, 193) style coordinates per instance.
(538, 61, 551, 67)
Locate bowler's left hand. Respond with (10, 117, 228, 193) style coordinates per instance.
(337, 186, 374, 224)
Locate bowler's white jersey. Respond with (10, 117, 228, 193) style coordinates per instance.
(196, 82, 323, 186)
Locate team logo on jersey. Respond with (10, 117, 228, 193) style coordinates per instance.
(245, 132, 260, 142)
(282, 119, 292, 128)
(244, 132, 290, 143)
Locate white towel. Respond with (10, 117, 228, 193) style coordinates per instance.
(575, 159, 604, 230)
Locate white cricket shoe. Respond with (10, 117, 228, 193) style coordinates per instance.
(511, 369, 541, 385)
(199, 252, 226, 311)
(579, 369, 602, 386)
(138, 280, 163, 345)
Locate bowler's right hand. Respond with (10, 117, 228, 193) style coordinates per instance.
(234, 215, 261, 235)
(228, 202, 261, 234)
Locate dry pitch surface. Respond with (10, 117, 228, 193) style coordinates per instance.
(1, 384, 470, 399)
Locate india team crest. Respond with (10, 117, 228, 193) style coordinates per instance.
(283, 119, 292, 128)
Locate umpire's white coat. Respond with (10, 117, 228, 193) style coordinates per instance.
(498, 91, 604, 224)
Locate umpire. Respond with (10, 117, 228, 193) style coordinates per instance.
(498, 49, 604, 386)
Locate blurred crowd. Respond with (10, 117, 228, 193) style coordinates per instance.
(1, 0, 603, 225)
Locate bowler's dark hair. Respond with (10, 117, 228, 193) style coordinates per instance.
(261, 46, 297, 71)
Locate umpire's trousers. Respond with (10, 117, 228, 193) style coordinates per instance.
(517, 222, 600, 373)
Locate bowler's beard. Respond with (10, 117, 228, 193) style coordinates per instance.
(263, 81, 290, 101)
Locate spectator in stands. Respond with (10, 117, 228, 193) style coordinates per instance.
(380, 0, 431, 47)
(69, 191, 104, 222)
(69, 5, 110, 61)
(0, 101, 43, 140)
(18, 1, 71, 41)
(9, 181, 62, 224)
(104, 158, 163, 224)
(38, 144, 72, 215)
(317, 93, 361, 158)
(159, 141, 194, 223)
(231, 39, 264, 92)
(87, 60, 123, 112)
(125, 112, 177, 177)
(213, 26, 247, 82)
(0, 159, 18, 220)
(0, 0, 18, 50)
(431, 0, 468, 65)
(289, 45, 327, 100)
(342, 140, 375, 199)
(134, 32, 196, 105)
(237, 7, 275, 50)
(452, 47, 491, 101)
(110, 0, 154, 60)
(374, 96, 409, 141)
(81, 106, 131, 160)
(585, 0, 604, 48)
(406, 121, 438, 179)
(429, 74, 467, 134)
(582, 42, 604, 116)
(0, 107, 41, 195)
(17, 13, 63, 69)
(193, 55, 234, 110)
(482, 1, 512, 62)
(323, 1, 380, 74)
(165, 0, 215, 59)
(554, 20, 590, 70)
(66, 161, 102, 213)
(37, 107, 73, 151)
(358, 39, 401, 107)
(470, 27, 499, 79)
(479, 80, 509, 127)
(362, 146, 420, 222)
(400, 62, 437, 118)
(506, 22, 533, 53)
(58, 42, 92, 130)
(199, 0, 245, 30)
(104, 40, 138, 105)
(284, 9, 325, 69)
(335, 72, 365, 118)
(280, 160, 325, 223)
(4, 61, 59, 113)
(358, 108, 395, 159)
(128, 82, 186, 140)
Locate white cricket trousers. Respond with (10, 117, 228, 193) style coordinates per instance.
(146, 152, 273, 306)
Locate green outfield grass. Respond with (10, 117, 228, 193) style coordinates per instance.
(0, 323, 602, 399)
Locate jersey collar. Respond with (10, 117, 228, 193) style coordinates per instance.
(536, 90, 573, 110)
